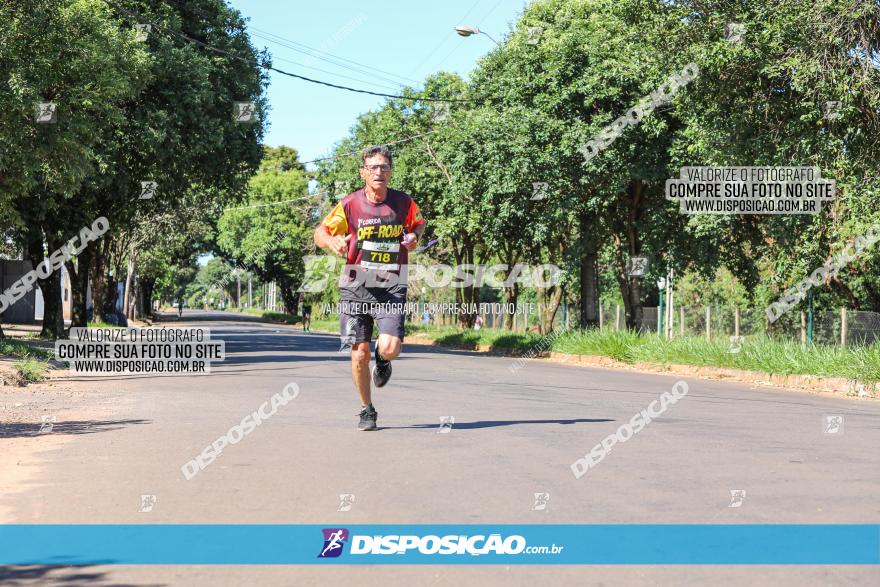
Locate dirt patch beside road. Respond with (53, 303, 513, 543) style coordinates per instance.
(0, 363, 131, 522)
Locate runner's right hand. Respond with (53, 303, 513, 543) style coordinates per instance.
(329, 234, 351, 257)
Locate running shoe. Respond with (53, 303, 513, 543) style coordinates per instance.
(371, 348, 392, 388)
(358, 404, 378, 431)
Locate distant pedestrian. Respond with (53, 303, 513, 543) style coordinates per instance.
(302, 302, 312, 332)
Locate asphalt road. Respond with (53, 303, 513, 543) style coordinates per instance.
(2, 311, 878, 586)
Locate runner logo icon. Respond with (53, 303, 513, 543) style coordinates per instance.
(318, 528, 349, 558)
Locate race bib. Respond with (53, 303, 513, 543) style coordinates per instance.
(360, 240, 400, 271)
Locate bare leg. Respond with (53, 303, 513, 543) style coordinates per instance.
(376, 334, 402, 361)
(351, 341, 372, 406)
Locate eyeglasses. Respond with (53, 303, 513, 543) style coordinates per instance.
(362, 164, 391, 174)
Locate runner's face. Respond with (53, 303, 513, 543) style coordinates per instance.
(361, 154, 392, 191)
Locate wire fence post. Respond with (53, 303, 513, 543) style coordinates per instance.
(705, 307, 711, 340)
(734, 307, 740, 338)
(841, 307, 847, 347)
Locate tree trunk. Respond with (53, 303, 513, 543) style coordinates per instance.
(454, 238, 477, 329)
(503, 283, 519, 330)
(0, 322, 5, 339)
(617, 271, 643, 330)
(540, 285, 565, 334)
(132, 277, 142, 320)
(278, 278, 299, 316)
(65, 244, 92, 328)
(123, 257, 135, 320)
(141, 277, 156, 318)
(499, 242, 520, 330)
(541, 241, 568, 334)
(90, 239, 111, 323)
(25, 227, 64, 339)
(39, 268, 64, 338)
(579, 213, 600, 329)
(611, 180, 646, 330)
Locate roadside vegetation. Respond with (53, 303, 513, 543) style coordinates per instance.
(0, 339, 54, 361)
(13, 358, 48, 384)
(231, 312, 879, 384)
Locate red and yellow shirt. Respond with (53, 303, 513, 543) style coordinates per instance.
(321, 188, 425, 274)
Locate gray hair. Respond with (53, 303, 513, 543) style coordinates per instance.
(361, 145, 393, 168)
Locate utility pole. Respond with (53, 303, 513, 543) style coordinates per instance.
(666, 267, 674, 339)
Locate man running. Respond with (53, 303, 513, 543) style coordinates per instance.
(313, 145, 425, 431)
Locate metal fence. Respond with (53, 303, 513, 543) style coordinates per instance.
(637, 305, 879, 347)
(408, 300, 880, 348)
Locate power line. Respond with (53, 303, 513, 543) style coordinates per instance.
(106, 1, 488, 104)
(268, 54, 407, 93)
(405, 0, 486, 80)
(250, 31, 411, 91)
(299, 130, 440, 167)
(250, 26, 422, 86)
(257, 130, 439, 170)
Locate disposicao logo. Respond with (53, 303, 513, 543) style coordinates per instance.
(316, 530, 564, 559)
(318, 528, 349, 558)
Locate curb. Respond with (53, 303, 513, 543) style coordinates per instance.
(401, 335, 874, 400)
(278, 325, 876, 400)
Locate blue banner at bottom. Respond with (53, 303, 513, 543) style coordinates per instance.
(0, 525, 877, 565)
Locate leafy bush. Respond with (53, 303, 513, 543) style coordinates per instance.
(15, 359, 47, 383)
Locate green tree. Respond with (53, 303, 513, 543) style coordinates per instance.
(661, 0, 880, 316)
(76, 0, 269, 327)
(217, 146, 316, 315)
(0, 0, 149, 337)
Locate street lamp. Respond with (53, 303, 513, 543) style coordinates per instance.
(454, 25, 499, 46)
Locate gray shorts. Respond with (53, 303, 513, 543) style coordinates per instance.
(339, 282, 407, 346)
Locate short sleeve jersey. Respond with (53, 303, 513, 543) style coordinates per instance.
(320, 188, 425, 277)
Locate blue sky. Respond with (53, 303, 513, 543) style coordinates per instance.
(230, 0, 527, 165)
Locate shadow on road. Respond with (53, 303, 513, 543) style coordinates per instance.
(0, 565, 164, 587)
(383, 418, 613, 430)
(0, 419, 151, 439)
